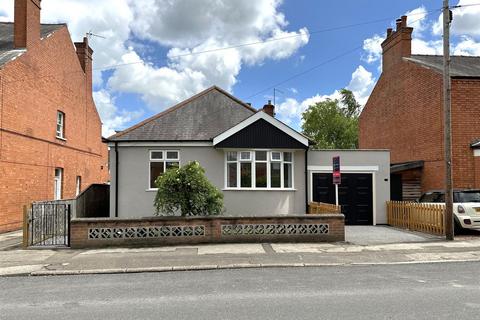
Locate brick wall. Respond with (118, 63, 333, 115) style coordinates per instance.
(475, 156, 480, 188)
(451, 79, 480, 189)
(359, 18, 480, 192)
(0, 26, 109, 233)
(70, 215, 345, 248)
(359, 60, 446, 192)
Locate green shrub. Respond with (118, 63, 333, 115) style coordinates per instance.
(154, 161, 224, 216)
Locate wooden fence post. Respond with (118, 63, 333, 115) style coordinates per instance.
(22, 204, 29, 248)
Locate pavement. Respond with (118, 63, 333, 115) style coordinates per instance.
(1, 226, 480, 277)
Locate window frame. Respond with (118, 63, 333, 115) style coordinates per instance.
(224, 149, 295, 190)
(75, 176, 82, 196)
(56, 111, 65, 139)
(148, 150, 180, 190)
(54, 168, 63, 200)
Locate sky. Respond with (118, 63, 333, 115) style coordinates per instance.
(1, 0, 480, 136)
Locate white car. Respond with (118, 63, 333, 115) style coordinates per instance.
(418, 190, 480, 231)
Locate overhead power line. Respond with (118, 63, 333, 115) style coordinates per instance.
(244, 12, 437, 99)
(3, 4, 479, 85)
(93, 8, 442, 72)
(246, 46, 363, 99)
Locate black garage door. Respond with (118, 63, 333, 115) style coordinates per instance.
(312, 173, 373, 225)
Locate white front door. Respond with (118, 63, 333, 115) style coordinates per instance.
(54, 168, 63, 200)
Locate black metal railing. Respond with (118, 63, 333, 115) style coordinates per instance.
(29, 202, 71, 247)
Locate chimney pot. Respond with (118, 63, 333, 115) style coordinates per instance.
(262, 101, 275, 117)
(395, 18, 402, 31)
(386, 28, 393, 37)
(381, 15, 413, 72)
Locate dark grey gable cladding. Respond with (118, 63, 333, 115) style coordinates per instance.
(109, 87, 256, 141)
(215, 118, 308, 149)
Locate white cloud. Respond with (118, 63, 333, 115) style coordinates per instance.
(107, 0, 309, 111)
(453, 36, 480, 55)
(346, 65, 375, 105)
(406, 6, 428, 37)
(433, 0, 480, 36)
(362, 34, 384, 63)
(128, 0, 291, 48)
(1, 0, 309, 131)
(412, 39, 443, 55)
(107, 50, 207, 109)
(93, 89, 143, 137)
(276, 65, 375, 126)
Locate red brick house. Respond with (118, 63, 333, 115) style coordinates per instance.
(0, 0, 109, 233)
(359, 16, 480, 200)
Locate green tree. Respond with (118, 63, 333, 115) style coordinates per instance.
(154, 161, 224, 216)
(301, 89, 360, 149)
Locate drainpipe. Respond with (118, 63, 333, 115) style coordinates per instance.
(305, 147, 308, 212)
(114, 141, 119, 218)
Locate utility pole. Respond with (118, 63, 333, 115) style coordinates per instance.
(443, 0, 454, 240)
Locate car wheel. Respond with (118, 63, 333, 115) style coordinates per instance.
(454, 219, 464, 235)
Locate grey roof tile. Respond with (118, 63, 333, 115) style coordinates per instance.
(405, 55, 480, 77)
(0, 22, 64, 66)
(109, 86, 257, 141)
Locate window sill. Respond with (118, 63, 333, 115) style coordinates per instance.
(223, 188, 296, 192)
(56, 136, 67, 142)
(146, 188, 158, 192)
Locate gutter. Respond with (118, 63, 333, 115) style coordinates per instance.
(114, 141, 119, 218)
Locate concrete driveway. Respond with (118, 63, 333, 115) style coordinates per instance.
(345, 225, 442, 245)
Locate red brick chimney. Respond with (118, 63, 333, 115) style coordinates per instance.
(381, 15, 413, 72)
(14, 0, 41, 49)
(75, 37, 94, 97)
(262, 100, 275, 117)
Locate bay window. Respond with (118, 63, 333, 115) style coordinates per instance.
(149, 150, 180, 189)
(225, 150, 294, 189)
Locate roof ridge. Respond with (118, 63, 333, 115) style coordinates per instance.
(108, 86, 256, 140)
(0, 21, 67, 26)
(410, 54, 480, 58)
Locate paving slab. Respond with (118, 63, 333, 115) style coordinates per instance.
(345, 225, 441, 245)
(0, 230, 22, 250)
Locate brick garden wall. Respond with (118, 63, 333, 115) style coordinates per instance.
(70, 215, 345, 248)
(0, 26, 109, 233)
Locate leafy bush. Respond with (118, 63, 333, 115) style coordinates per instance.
(154, 161, 224, 216)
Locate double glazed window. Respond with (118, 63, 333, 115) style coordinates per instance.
(149, 150, 180, 188)
(56, 111, 65, 139)
(226, 151, 294, 189)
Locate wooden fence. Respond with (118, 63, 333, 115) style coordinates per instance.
(308, 202, 341, 214)
(387, 201, 445, 235)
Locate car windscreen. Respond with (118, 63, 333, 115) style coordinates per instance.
(419, 192, 444, 203)
(454, 191, 480, 203)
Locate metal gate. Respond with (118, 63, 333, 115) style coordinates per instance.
(28, 202, 71, 247)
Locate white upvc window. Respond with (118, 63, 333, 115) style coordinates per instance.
(224, 150, 294, 190)
(54, 168, 63, 200)
(149, 150, 180, 189)
(56, 111, 65, 139)
(75, 176, 82, 196)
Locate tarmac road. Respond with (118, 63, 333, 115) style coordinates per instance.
(1, 261, 480, 320)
